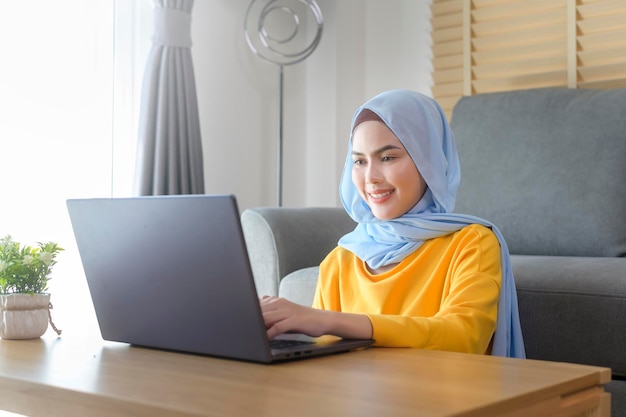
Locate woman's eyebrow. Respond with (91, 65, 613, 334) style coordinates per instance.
(352, 145, 404, 156)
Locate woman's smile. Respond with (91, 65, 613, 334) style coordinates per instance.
(367, 189, 395, 204)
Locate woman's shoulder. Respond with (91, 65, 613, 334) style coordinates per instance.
(325, 245, 358, 260)
(319, 245, 362, 276)
(426, 223, 499, 251)
(450, 223, 501, 251)
(460, 223, 496, 237)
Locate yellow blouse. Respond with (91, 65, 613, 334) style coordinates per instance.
(312, 224, 501, 354)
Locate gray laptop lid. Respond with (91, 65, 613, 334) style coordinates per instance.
(67, 195, 372, 363)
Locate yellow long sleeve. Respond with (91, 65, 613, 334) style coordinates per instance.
(312, 224, 501, 354)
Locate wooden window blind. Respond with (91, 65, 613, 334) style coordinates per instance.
(431, 0, 626, 119)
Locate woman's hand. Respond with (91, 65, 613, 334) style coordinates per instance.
(260, 296, 329, 339)
(260, 296, 373, 340)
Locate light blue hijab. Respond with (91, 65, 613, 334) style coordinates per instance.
(338, 90, 525, 358)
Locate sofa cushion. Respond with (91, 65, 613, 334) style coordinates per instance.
(451, 88, 626, 257)
(280, 267, 319, 307)
(512, 255, 626, 376)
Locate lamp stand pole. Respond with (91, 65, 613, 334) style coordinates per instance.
(277, 64, 284, 207)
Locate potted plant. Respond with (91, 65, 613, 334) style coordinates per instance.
(0, 235, 63, 339)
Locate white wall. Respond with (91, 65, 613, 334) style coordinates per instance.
(191, 0, 432, 211)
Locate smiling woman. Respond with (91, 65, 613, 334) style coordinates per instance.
(0, 0, 150, 335)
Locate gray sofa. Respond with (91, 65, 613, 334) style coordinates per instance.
(241, 88, 626, 415)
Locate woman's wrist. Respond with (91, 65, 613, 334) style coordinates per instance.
(323, 310, 373, 340)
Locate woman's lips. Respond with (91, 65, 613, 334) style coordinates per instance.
(367, 189, 394, 204)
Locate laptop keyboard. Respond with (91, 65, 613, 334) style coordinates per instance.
(269, 339, 315, 349)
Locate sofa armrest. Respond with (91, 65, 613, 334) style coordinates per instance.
(241, 207, 355, 297)
(512, 255, 626, 376)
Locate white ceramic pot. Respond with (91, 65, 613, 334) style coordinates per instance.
(0, 293, 51, 339)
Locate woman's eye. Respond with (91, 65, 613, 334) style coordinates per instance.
(352, 159, 364, 166)
(381, 155, 395, 162)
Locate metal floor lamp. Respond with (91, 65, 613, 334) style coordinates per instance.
(244, 0, 323, 206)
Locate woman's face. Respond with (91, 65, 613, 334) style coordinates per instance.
(351, 120, 427, 220)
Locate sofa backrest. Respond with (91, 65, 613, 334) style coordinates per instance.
(451, 87, 626, 257)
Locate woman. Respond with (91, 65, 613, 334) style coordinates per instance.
(261, 90, 525, 358)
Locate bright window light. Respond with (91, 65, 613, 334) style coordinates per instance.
(0, 0, 151, 332)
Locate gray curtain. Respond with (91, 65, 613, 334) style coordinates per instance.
(134, 0, 205, 196)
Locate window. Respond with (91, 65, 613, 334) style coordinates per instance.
(431, 0, 626, 119)
(0, 0, 151, 331)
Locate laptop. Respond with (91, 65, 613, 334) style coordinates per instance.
(66, 194, 373, 363)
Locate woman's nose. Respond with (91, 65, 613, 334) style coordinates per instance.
(365, 163, 383, 184)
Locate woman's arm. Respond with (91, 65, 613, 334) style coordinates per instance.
(260, 296, 373, 340)
(363, 271, 500, 352)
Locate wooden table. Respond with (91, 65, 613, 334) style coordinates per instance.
(0, 334, 611, 417)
